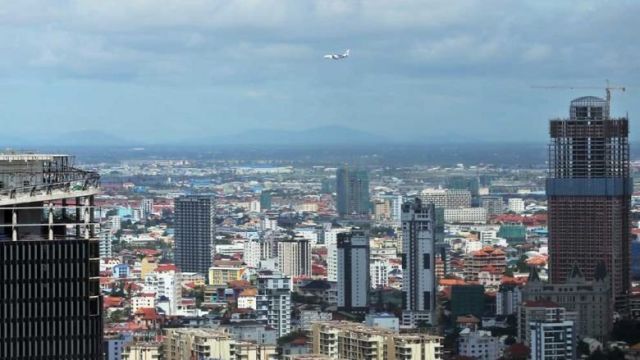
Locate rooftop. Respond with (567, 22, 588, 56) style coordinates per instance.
(0, 152, 99, 205)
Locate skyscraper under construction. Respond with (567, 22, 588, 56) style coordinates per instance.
(547, 95, 631, 312)
(0, 153, 103, 359)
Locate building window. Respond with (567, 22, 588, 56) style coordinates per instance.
(423, 255, 430, 269)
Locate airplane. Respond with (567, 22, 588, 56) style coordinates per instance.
(324, 49, 350, 60)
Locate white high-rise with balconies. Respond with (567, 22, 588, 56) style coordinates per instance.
(401, 198, 437, 328)
(257, 272, 292, 337)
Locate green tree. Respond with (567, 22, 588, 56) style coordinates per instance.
(587, 349, 606, 360)
(110, 309, 126, 323)
(577, 340, 590, 357)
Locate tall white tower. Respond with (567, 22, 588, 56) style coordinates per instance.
(401, 198, 437, 327)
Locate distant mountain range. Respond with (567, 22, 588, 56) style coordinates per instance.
(0, 126, 392, 147)
(0, 130, 132, 148)
(204, 125, 388, 145)
(6, 125, 640, 147)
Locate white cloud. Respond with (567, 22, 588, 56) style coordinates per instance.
(522, 44, 552, 62)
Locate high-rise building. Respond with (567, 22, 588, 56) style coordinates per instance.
(547, 96, 632, 312)
(325, 227, 348, 282)
(257, 272, 292, 337)
(518, 300, 571, 345)
(99, 230, 113, 258)
(336, 166, 370, 217)
(451, 285, 485, 318)
(0, 153, 103, 359)
(174, 195, 216, 275)
(420, 188, 471, 209)
(480, 196, 504, 217)
(243, 239, 262, 268)
(443, 207, 487, 224)
(140, 198, 154, 218)
(507, 198, 525, 213)
(401, 198, 437, 327)
(496, 283, 523, 316)
(143, 268, 182, 316)
(277, 236, 311, 277)
(370, 258, 389, 289)
(447, 176, 480, 196)
(260, 191, 272, 210)
(337, 229, 370, 312)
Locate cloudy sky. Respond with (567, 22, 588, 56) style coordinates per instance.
(0, 0, 638, 144)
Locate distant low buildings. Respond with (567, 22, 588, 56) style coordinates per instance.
(310, 321, 442, 360)
(122, 342, 162, 360)
(458, 329, 504, 360)
(420, 188, 471, 209)
(507, 198, 525, 214)
(463, 246, 506, 281)
(530, 320, 575, 360)
(164, 328, 277, 360)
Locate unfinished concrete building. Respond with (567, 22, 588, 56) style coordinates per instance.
(547, 96, 632, 313)
(0, 153, 102, 359)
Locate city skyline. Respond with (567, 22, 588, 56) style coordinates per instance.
(1, 2, 640, 359)
(0, 1, 638, 143)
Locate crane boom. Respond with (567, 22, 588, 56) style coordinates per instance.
(531, 80, 625, 103)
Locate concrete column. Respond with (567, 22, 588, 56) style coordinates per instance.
(83, 196, 90, 239)
(89, 195, 95, 238)
(48, 202, 54, 240)
(75, 197, 81, 239)
(11, 207, 17, 241)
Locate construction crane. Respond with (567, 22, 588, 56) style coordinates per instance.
(531, 79, 626, 104)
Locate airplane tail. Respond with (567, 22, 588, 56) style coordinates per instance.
(344, 49, 350, 56)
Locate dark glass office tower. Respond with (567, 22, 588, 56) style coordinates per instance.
(336, 167, 370, 217)
(547, 96, 632, 312)
(0, 154, 102, 359)
(337, 229, 370, 313)
(174, 195, 216, 275)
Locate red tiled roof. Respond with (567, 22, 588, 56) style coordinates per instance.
(439, 278, 467, 286)
(135, 307, 158, 321)
(137, 249, 161, 256)
(156, 264, 177, 272)
(501, 276, 527, 286)
(228, 280, 251, 289)
(104, 296, 124, 308)
(239, 288, 258, 297)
